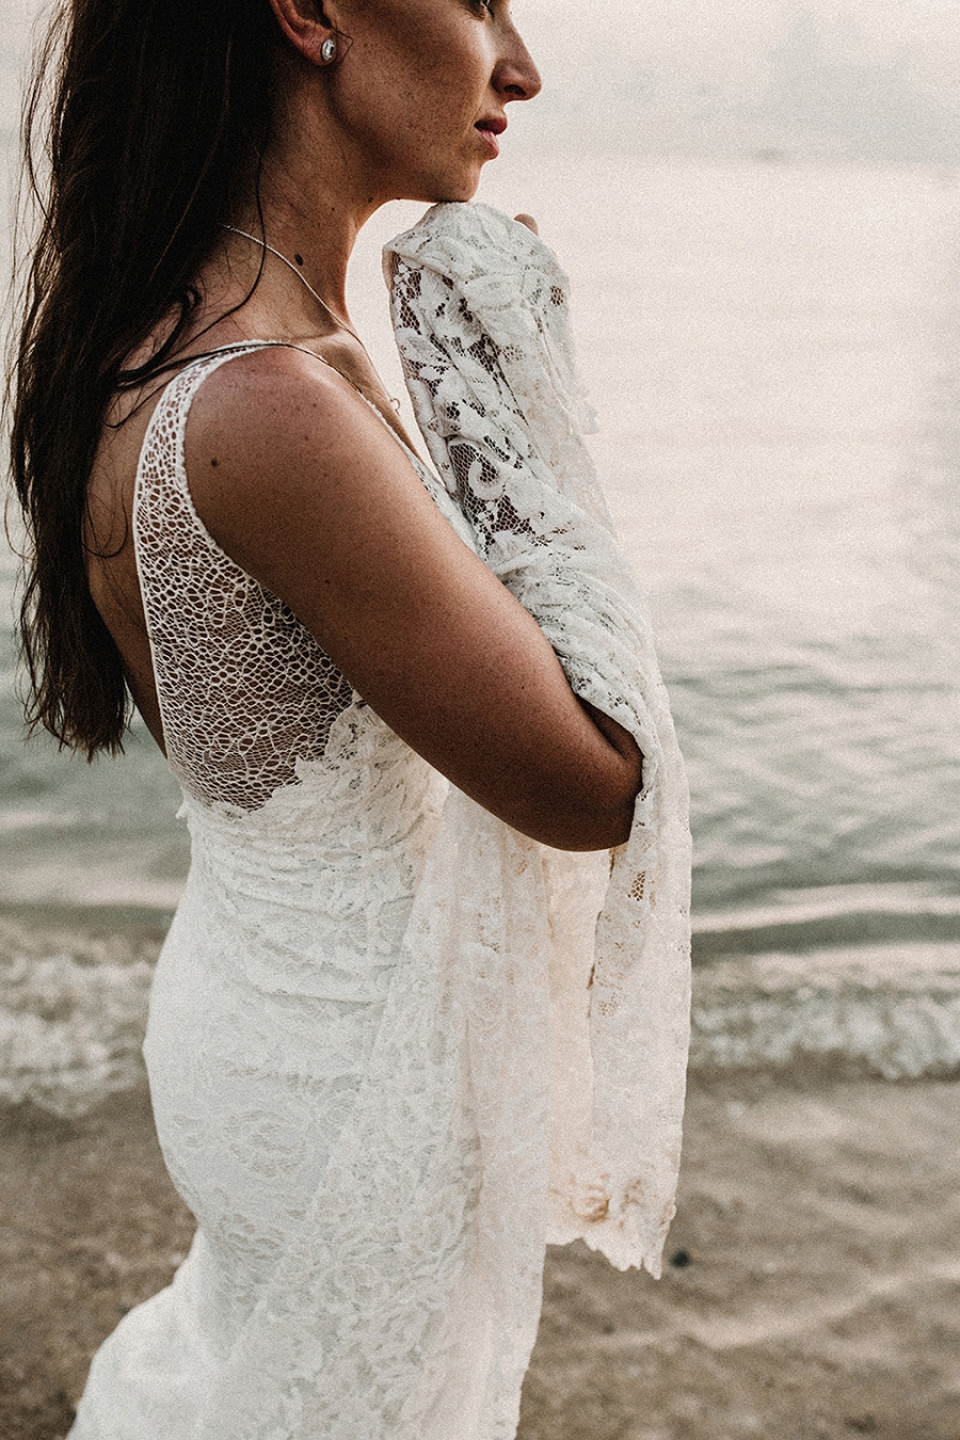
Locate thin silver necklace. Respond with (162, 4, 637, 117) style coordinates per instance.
(222, 223, 365, 349)
(222, 223, 401, 414)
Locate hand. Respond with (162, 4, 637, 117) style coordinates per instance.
(513, 213, 539, 236)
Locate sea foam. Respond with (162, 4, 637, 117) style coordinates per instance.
(4, 916, 960, 1116)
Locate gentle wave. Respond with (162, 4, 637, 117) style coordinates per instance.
(4, 915, 960, 1116)
(693, 884, 960, 959)
(692, 943, 960, 1081)
(0, 915, 166, 1115)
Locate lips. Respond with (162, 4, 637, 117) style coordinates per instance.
(475, 116, 507, 156)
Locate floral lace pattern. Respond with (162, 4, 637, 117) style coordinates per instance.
(69, 209, 690, 1440)
(133, 346, 358, 811)
(386, 204, 692, 1270)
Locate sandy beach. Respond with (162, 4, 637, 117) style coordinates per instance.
(3, 1073, 960, 1440)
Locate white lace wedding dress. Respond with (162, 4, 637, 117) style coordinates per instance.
(68, 204, 691, 1440)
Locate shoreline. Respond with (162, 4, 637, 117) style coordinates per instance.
(5, 906, 960, 1119)
(4, 1074, 960, 1439)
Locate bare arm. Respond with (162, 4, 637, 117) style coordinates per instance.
(184, 346, 643, 851)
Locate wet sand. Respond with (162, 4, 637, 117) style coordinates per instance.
(3, 1075, 960, 1440)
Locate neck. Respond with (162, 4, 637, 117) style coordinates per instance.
(233, 175, 359, 321)
(232, 73, 390, 322)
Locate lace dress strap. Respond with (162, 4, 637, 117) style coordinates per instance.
(133, 342, 356, 812)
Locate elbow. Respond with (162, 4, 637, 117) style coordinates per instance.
(536, 794, 638, 852)
(517, 761, 643, 852)
(591, 786, 641, 850)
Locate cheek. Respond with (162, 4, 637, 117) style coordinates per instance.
(361, 20, 488, 123)
(357, 85, 474, 168)
(339, 22, 490, 174)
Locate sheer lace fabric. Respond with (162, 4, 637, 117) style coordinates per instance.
(385, 204, 692, 1270)
(132, 348, 357, 811)
(69, 209, 690, 1440)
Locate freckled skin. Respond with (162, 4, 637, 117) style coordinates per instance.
(85, 0, 646, 851)
(317, 0, 541, 203)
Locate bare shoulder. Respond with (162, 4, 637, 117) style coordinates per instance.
(183, 343, 411, 546)
(179, 339, 472, 655)
(170, 342, 643, 851)
(186, 339, 361, 438)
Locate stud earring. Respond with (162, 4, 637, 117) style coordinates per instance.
(320, 37, 337, 63)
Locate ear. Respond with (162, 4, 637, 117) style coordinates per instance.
(266, 0, 340, 67)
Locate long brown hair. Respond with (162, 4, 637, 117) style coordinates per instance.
(8, 0, 277, 756)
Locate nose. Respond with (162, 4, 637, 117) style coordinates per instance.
(494, 27, 542, 102)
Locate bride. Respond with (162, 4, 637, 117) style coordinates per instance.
(10, 0, 692, 1436)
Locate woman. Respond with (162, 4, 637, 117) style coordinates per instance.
(11, 0, 691, 1436)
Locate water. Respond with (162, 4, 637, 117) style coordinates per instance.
(3, 153, 960, 1108)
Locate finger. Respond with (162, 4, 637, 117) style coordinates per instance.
(513, 213, 539, 236)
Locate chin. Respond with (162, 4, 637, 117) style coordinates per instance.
(404, 162, 483, 207)
(433, 180, 481, 203)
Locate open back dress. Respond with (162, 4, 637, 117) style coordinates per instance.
(68, 204, 692, 1440)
